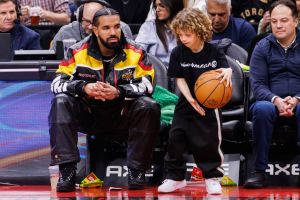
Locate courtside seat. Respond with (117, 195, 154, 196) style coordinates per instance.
(245, 83, 299, 152)
(87, 54, 170, 184)
(146, 53, 170, 151)
(28, 25, 61, 49)
(212, 38, 248, 64)
(225, 42, 248, 64)
(222, 56, 245, 121)
(245, 121, 298, 152)
(243, 78, 300, 187)
(221, 55, 247, 153)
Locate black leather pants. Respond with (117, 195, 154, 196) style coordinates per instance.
(48, 93, 161, 171)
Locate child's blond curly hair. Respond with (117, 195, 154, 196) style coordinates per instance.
(171, 8, 212, 42)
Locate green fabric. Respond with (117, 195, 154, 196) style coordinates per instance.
(240, 63, 250, 72)
(235, 60, 250, 72)
(152, 85, 179, 125)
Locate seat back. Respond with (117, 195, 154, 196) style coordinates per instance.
(245, 77, 298, 151)
(211, 38, 248, 64)
(28, 25, 61, 49)
(221, 56, 247, 152)
(226, 43, 248, 64)
(222, 55, 245, 112)
(0, 33, 11, 61)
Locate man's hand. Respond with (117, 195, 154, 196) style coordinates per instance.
(286, 97, 299, 115)
(260, 11, 271, 33)
(83, 82, 119, 101)
(39, 8, 50, 20)
(20, 6, 30, 22)
(83, 82, 105, 101)
(274, 96, 293, 117)
(95, 82, 119, 100)
(20, 6, 29, 18)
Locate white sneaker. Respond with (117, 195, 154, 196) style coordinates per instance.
(158, 179, 187, 193)
(205, 178, 222, 195)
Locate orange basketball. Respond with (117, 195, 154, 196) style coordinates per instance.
(194, 69, 232, 108)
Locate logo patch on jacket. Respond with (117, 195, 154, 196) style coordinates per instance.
(78, 73, 97, 79)
(121, 69, 134, 81)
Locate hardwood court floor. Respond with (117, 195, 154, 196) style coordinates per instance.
(1, 181, 300, 199)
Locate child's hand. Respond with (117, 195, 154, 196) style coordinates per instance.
(176, 78, 205, 116)
(187, 97, 206, 116)
(216, 68, 232, 87)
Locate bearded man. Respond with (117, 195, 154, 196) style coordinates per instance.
(48, 7, 160, 192)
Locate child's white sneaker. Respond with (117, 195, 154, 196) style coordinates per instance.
(158, 179, 187, 193)
(205, 178, 222, 195)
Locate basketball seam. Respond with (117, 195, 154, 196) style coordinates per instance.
(194, 79, 215, 91)
(202, 82, 221, 107)
(194, 70, 232, 108)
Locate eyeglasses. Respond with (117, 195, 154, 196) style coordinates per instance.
(82, 18, 92, 26)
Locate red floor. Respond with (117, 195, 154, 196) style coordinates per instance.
(1, 182, 300, 199)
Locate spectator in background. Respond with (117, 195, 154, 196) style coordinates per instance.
(135, 0, 184, 68)
(106, 0, 152, 24)
(147, 0, 206, 21)
(244, 0, 300, 189)
(51, 0, 133, 52)
(68, 0, 78, 13)
(0, 0, 41, 55)
(68, 0, 78, 21)
(257, 0, 300, 34)
(183, 0, 206, 11)
(206, 0, 256, 50)
(20, 0, 71, 25)
(231, 0, 273, 31)
(296, 0, 300, 11)
(257, 7, 272, 34)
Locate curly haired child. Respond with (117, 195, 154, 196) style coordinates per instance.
(158, 8, 232, 195)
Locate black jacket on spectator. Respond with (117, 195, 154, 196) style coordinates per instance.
(10, 23, 41, 55)
(106, 0, 152, 24)
(231, 0, 275, 31)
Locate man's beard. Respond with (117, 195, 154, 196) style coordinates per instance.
(99, 35, 121, 50)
